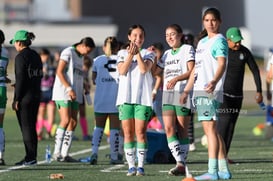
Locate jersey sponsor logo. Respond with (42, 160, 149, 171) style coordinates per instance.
(165, 59, 179, 66)
(101, 77, 116, 82)
(239, 53, 244, 60)
(203, 111, 209, 117)
(164, 68, 181, 79)
(104, 59, 117, 72)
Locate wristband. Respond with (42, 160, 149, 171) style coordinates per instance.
(152, 89, 157, 94)
(65, 86, 72, 92)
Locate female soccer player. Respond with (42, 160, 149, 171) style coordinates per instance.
(180, 7, 232, 180)
(154, 24, 195, 176)
(90, 36, 122, 164)
(0, 30, 10, 165)
(52, 37, 95, 162)
(116, 24, 155, 176)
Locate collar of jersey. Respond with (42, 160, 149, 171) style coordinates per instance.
(171, 46, 181, 55)
(72, 45, 82, 58)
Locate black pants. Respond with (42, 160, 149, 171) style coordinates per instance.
(217, 95, 243, 155)
(16, 97, 39, 161)
(188, 113, 195, 144)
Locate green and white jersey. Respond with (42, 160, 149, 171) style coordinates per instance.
(194, 34, 228, 102)
(116, 48, 155, 107)
(0, 47, 9, 87)
(52, 46, 84, 103)
(92, 54, 119, 113)
(161, 44, 195, 107)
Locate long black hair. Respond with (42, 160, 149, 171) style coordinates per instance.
(0, 30, 5, 56)
(197, 7, 222, 41)
(74, 37, 96, 48)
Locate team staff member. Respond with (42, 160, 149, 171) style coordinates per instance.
(10, 30, 43, 166)
(181, 8, 231, 180)
(116, 24, 155, 176)
(0, 30, 10, 165)
(52, 37, 95, 162)
(217, 27, 263, 159)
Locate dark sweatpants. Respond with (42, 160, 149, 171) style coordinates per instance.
(16, 97, 39, 161)
(217, 95, 243, 155)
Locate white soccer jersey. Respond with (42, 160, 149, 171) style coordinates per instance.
(0, 47, 9, 87)
(161, 44, 195, 107)
(52, 46, 84, 104)
(116, 48, 155, 107)
(194, 34, 227, 102)
(92, 54, 119, 113)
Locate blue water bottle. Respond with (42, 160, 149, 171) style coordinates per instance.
(45, 145, 51, 163)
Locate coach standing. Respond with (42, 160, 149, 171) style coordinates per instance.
(10, 30, 43, 166)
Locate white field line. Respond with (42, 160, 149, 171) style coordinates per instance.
(0, 145, 109, 173)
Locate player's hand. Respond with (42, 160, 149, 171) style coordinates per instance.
(255, 92, 263, 104)
(12, 101, 19, 111)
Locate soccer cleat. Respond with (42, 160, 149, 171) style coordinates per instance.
(194, 172, 219, 180)
(60, 155, 79, 162)
(83, 135, 92, 141)
(90, 153, 98, 165)
(118, 153, 123, 161)
(218, 171, 232, 180)
(0, 159, 5, 165)
(136, 167, 145, 176)
(72, 135, 79, 141)
(15, 159, 37, 166)
(228, 158, 235, 164)
(168, 164, 185, 176)
(126, 167, 136, 176)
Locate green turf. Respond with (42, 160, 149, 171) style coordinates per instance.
(0, 105, 272, 181)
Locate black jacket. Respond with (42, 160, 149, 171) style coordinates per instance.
(224, 45, 262, 97)
(14, 47, 43, 102)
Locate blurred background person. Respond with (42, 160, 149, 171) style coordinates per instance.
(148, 42, 165, 130)
(78, 55, 93, 141)
(36, 48, 56, 140)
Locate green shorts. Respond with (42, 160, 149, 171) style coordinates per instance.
(118, 103, 152, 121)
(162, 104, 191, 116)
(55, 100, 79, 110)
(195, 96, 220, 121)
(0, 87, 7, 111)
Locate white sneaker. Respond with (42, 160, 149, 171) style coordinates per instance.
(189, 143, 196, 151)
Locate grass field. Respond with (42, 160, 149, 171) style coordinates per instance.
(0, 105, 272, 181)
